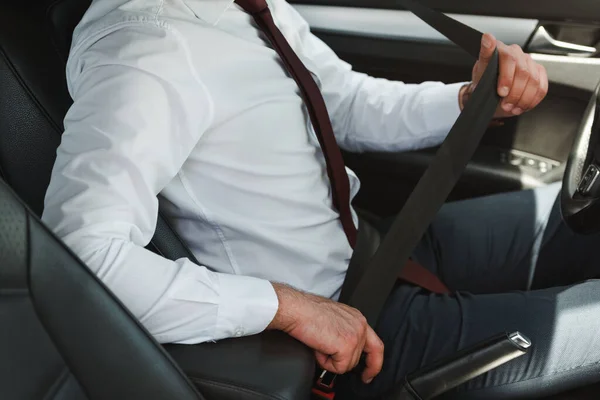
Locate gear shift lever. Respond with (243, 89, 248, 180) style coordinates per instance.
(391, 332, 532, 400)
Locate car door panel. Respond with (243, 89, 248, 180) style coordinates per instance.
(294, 6, 539, 48)
(292, 0, 600, 23)
(291, 1, 598, 217)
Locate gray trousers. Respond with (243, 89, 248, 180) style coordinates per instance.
(338, 183, 600, 399)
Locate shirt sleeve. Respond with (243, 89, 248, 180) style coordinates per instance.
(42, 21, 278, 345)
(277, 1, 467, 153)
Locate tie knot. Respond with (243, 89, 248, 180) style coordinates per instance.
(235, 0, 268, 15)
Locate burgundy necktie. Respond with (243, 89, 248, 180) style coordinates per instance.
(235, 0, 357, 248)
(235, 0, 450, 295)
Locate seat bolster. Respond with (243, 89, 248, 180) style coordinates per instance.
(27, 211, 202, 400)
(166, 331, 315, 400)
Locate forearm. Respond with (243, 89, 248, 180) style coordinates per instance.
(268, 282, 328, 332)
(328, 71, 467, 153)
(53, 231, 279, 344)
(280, 1, 465, 153)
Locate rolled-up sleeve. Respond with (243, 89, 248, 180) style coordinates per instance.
(42, 21, 278, 345)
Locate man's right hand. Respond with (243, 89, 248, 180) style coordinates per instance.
(268, 283, 384, 384)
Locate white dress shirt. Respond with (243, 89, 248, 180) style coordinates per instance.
(42, 0, 463, 344)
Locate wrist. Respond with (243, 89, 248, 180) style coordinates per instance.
(459, 82, 506, 126)
(267, 283, 302, 332)
(458, 82, 472, 111)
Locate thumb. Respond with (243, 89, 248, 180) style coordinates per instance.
(315, 351, 344, 374)
(473, 33, 496, 82)
(315, 351, 331, 370)
(480, 33, 496, 63)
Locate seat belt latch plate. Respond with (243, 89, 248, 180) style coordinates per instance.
(312, 370, 337, 399)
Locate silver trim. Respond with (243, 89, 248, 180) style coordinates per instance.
(528, 26, 596, 57)
(531, 53, 600, 91)
(293, 5, 538, 47)
(509, 332, 532, 350)
(578, 165, 600, 195)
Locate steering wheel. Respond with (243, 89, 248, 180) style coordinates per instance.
(561, 82, 600, 235)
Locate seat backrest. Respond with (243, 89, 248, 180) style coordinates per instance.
(0, 178, 204, 399)
(0, 0, 201, 260)
(0, 0, 73, 214)
(0, 1, 207, 397)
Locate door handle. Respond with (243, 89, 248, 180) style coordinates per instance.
(528, 26, 596, 57)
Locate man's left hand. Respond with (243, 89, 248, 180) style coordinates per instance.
(462, 33, 549, 119)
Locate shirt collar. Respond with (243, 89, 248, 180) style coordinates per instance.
(187, 0, 237, 25)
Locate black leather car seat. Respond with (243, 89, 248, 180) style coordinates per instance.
(2, 0, 599, 399)
(0, 179, 205, 399)
(0, 0, 314, 399)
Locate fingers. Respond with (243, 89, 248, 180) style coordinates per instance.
(500, 45, 530, 113)
(471, 36, 549, 118)
(531, 64, 549, 109)
(349, 325, 367, 372)
(315, 351, 339, 373)
(494, 43, 549, 118)
(315, 351, 353, 375)
(315, 312, 368, 374)
(497, 42, 517, 98)
(286, 294, 384, 383)
(512, 55, 541, 114)
(361, 327, 385, 384)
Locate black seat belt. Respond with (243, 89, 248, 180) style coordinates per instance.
(346, 0, 501, 326)
(313, 3, 502, 398)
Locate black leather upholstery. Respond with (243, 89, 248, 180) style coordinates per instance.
(0, 0, 314, 399)
(0, 180, 203, 400)
(0, 174, 314, 400)
(166, 332, 314, 400)
(1, 0, 600, 399)
(0, 0, 193, 264)
(0, 1, 67, 215)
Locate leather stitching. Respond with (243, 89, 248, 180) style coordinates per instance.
(41, 367, 71, 400)
(24, 212, 201, 398)
(188, 376, 287, 400)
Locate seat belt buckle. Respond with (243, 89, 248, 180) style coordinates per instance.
(311, 370, 337, 399)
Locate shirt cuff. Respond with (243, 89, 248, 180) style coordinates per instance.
(215, 273, 279, 340)
(421, 82, 468, 140)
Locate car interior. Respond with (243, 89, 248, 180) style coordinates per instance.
(1, 0, 600, 399)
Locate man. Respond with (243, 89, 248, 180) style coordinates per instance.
(41, 0, 600, 398)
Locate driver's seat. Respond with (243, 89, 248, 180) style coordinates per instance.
(0, 0, 315, 399)
(0, 0, 599, 399)
(0, 179, 206, 399)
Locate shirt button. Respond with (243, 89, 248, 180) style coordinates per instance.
(234, 328, 245, 337)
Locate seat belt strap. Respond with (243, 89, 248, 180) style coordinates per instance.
(346, 0, 500, 327)
(313, 1, 499, 397)
(339, 216, 451, 301)
(400, 260, 450, 294)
